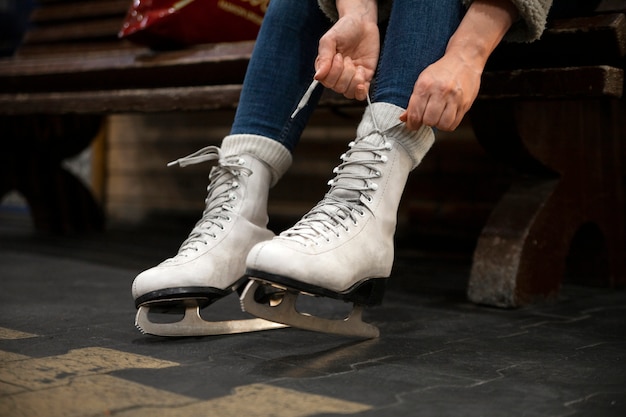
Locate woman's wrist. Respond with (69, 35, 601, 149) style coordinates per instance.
(335, 0, 378, 23)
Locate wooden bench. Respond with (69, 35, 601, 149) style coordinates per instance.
(467, 6, 626, 306)
(0, 0, 624, 307)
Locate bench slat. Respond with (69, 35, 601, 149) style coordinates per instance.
(29, 0, 128, 23)
(0, 85, 352, 114)
(479, 65, 624, 99)
(0, 84, 244, 114)
(23, 17, 125, 44)
(0, 66, 621, 115)
(0, 42, 255, 93)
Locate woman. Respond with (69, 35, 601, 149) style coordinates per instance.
(132, 0, 553, 337)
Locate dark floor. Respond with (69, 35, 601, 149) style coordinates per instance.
(1, 209, 625, 417)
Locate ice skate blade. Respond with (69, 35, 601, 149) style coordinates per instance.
(135, 305, 287, 337)
(240, 280, 380, 339)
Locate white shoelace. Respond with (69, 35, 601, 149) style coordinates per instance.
(281, 81, 397, 245)
(165, 146, 252, 258)
(279, 137, 390, 245)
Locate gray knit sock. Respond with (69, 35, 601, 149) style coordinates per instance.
(222, 134, 292, 187)
(357, 102, 435, 170)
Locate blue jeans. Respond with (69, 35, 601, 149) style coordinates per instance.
(230, 0, 463, 152)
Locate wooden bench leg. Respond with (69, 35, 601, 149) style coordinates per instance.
(467, 99, 625, 307)
(0, 115, 105, 233)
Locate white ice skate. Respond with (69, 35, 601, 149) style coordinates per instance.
(242, 102, 435, 338)
(133, 136, 292, 336)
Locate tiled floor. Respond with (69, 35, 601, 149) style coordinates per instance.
(1, 213, 624, 417)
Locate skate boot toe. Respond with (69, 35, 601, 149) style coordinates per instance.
(132, 260, 238, 308)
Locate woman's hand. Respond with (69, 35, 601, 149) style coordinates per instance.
(400, 52, 482, 132)
(314, 0, 380, 101)
(401, 0, 519, 131)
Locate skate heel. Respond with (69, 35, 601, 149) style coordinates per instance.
(347, 278, 387, 306)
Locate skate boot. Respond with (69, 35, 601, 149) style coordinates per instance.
(132, 135, 292, 336)
(242, 103, 435, 338)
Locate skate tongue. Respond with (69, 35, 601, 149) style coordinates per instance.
(361, 130, 386, 147)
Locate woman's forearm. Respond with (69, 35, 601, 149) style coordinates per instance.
(446, 0, 519, 68)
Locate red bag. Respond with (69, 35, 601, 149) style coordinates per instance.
(119, 0, 267, 49)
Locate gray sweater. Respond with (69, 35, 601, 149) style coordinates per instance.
(317, 0, 553, 42)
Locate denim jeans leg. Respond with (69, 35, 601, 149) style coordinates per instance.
(230, 0, 331, 152)
(373, 0, 463, 108)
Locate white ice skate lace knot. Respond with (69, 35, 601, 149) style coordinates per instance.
(163, 146, 252, 259)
